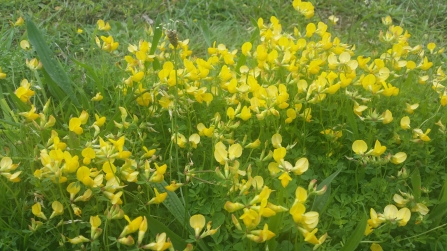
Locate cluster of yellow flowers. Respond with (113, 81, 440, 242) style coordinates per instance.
(2, 0, 445, 249)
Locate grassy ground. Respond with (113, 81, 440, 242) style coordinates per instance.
(2, 0, 446, 101)
(1, 0, 447, 250)
(2, 0, 446, 55)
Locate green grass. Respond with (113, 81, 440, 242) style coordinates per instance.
(1, 0, 447, 250)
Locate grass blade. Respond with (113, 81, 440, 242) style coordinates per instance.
(25, 17, 80, 106)
(146, 215, 187, 249)
(312, 168, 342, 212)
(411, 167, 421, 202)
(340, 213, 367, 251)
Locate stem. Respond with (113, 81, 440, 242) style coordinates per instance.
(398, 223, 447, 242)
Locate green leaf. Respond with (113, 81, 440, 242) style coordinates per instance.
(25, 17, 80, 106)
(235, 54, 246, 74)
(153, 181, 188, 224)
(312, 168, 342, 212)
(147, 215, 187, 250)
(199, 20, 211, 47)
(345, 105, 359, 139)
(411, 168, 421, 202)
(340, 213, 367, 251)
(428, 201, 447, 227)
(72, 58, 103, 94)
(0, 84, 15, 123)
(149, 19, 162, 55)
(439, 175, 447, 203)
(152, 182, 210, 251)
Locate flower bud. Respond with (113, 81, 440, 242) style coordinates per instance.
(117, 235, 135, 246)
(28, 218, 43, 232)
(314, 185, 327, 195)
(308, 179, 318, 192)
(397, 168, 408, 178)
(67, 235, 90, 244)
(231, 214, 242, 231)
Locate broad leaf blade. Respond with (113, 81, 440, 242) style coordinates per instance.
(312, 168, 342, 212)
(411, 168, 421, 202)
(153, 181, 210, 251)
(26, 18, 80, 106)
(340, 213, 367, 251)
(146, 215, 187, 250)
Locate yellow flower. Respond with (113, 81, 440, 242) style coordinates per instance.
(67, 235, 90, 244)
(418, 56, 433, 70)
(91, 92, 103, 101)
(77, 166, 94, 187)
(391, 152, 407, 164)
(26, 58, 42, 70)
(77, 28, 83, 34)
(0, 157, 21, 182)
(291, 158, 309, 175)
(352, 140, 367, 154)
(0, 67, 6, 79)
(285, 108, 297, 123)
(69, 117, 83, 134)
(214, 142, 242, 164)
(32, 203, 47, 220)
(188, 133, 200, 148)
(13, 17, 24, 26)
(117, 236, 135, 246)
(245, 139, 261, 149)
(371, 243, 383, 251)
(138, 216, 148, 245)
(273, 147, 286, 162)
(142, 146, 156, 158)
(290, 202, 319, 230)
(370, 140, 386, 157)
(190, 214, 206, 238)
(405, 103, 419, 114)
(20, 40, 30, 50)
(99, 35, 119, 52)
(367, 208, 384, 228)
(328, 15, 339, 25)
(141, 232, 172, 250)
(380, 205, 411, 226)
(413, 128, 431, 142)
(49, 201, 64, 219)
(19, 105, 40, 121)
(441, 95, 447, 106)
(66, 182, 81, 201)
(271, 133, 282, 148)
(148, 188, 167, 205)
(120, 215, 143, 237)
(81, 147, 95, 165)
(400, 116, 411, 130)
(239, 208, 260, 229)
(239, 106, 252, 121)
(97, 19, 111, 31)
(165, 180, 184, 192)
(90, 215, 102, 235)
(382, 15, 392, 25)
(297, 227, 319, 245)
(149, 163, 167, 183)
(94, 114, 106, 127)
(74, 189, 93, 203)
(293, 0, 315, 18)
(279, 172, 292, 188)
(382, 109, 393, 124)
(247, 224, 276, 243)
(227, 107, 235, 120)
(295, 186, 308, 203)
(224, 201, 245, 213)
(427, 42, 436, 53)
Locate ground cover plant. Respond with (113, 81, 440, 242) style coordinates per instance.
(1, 0, 447, 250)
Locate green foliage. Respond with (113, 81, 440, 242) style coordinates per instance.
(1, 0, 447, 250)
